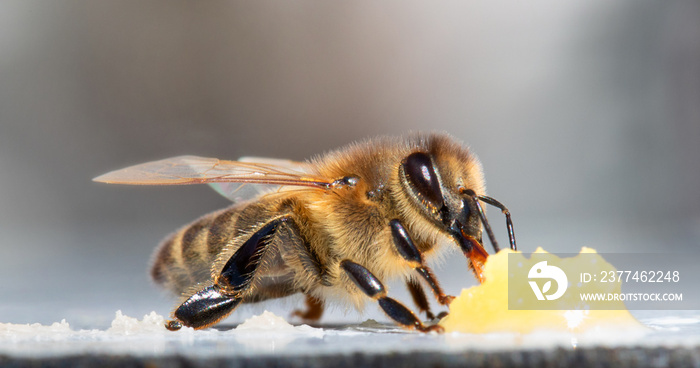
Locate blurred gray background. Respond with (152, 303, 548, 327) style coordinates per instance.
(1, 1, 699, 327)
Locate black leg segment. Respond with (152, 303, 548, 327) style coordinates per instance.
(217, 217, 288, 293)
(377, 298, 423, 328)
(389, 219, 422, 266)
(340, 260, 386, 299)
(172, 285, 242, 329)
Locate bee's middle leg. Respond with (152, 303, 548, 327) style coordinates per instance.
(341, 260, 443, 333)
(166, 216, 289, 330)
(292, 294, 324, 322)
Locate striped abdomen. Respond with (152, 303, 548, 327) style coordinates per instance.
(150, 205, 242, 295)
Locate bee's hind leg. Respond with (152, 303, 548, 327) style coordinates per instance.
(166, 216, 289, 330)
(340, 260, 443, 333)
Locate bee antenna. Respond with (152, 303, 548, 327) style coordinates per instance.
(462, 190, 517, 252)
(475, 195, 517, 251)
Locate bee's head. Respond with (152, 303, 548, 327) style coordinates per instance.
(397, 136, 516, 271)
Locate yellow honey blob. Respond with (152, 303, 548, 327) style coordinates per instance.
(440, 248, 644, 334)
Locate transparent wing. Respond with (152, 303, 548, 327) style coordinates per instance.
(93, 156, 333, 198)
(207, 156, 318, 202)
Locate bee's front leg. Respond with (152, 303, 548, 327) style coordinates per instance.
(340, 260, 443, 333)
(390, 219, 455, 306)
(165, 216, 289, 330)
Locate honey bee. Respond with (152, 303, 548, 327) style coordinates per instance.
(94, 133, 516, 332)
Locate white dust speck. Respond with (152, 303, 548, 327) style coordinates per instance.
(236, 310, 296, 331)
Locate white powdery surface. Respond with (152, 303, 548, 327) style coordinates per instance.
(107, 310, 192, 335)
(233, 310, 323, 337)
(0, 310, 194, 351)
(0, 310, 699, 357)
(0, 310, 322, 340)
(0, 319, 75, 343)
(0, 310, 325, 357)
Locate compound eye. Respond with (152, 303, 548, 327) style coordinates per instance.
(403, 152, 444, 210)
